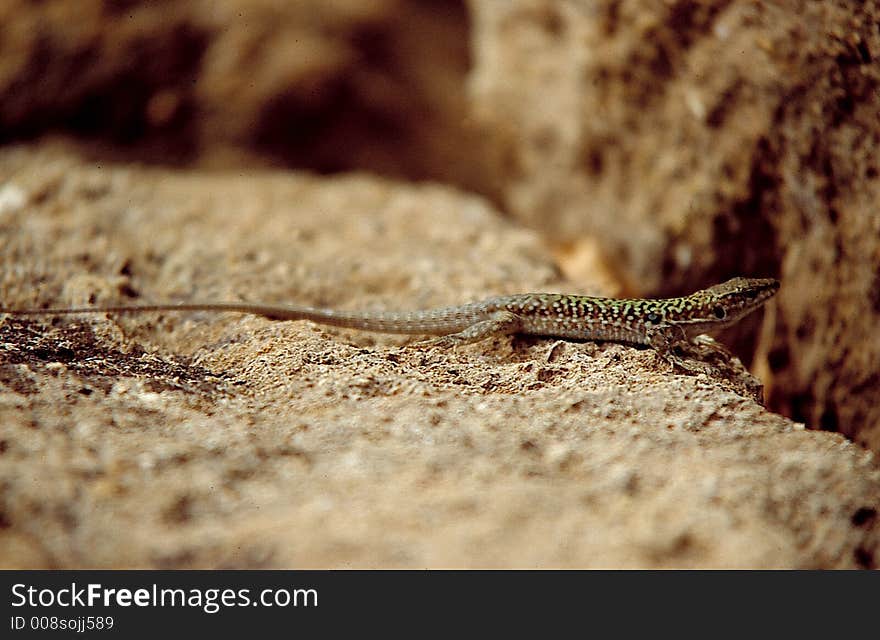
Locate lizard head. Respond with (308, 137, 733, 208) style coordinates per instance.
(663, 277, 780, 337)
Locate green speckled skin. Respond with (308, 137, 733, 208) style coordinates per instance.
(495, 277, 780, 344)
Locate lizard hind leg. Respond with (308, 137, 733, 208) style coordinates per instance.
(414, 311, 523, 349)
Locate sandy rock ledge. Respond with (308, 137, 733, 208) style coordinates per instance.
(0, 147, 877, 568)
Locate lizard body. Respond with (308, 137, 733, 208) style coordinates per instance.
(1, 277, 778, 370)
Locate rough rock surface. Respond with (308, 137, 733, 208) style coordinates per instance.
(1, 147, 878, 568)
(6, 0, 879, 450)
(467, 0, 880, 451)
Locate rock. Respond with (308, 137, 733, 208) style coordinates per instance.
(0, 0, 485, 188)
(467, 0, 880, 451)
(0, 147, 876, 568)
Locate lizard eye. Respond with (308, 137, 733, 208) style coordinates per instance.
(713, 306, 727, 320)
(646, 312, 661, 324)
(744, 289, 758, 299)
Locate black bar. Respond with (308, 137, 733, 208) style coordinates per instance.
(1, 570, 876, 635)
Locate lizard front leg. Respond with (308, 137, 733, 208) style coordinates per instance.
(646, 324, 717, 374)
(690, 334, 735, 359)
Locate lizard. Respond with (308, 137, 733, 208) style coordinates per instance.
(0, 277, 779, 372)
